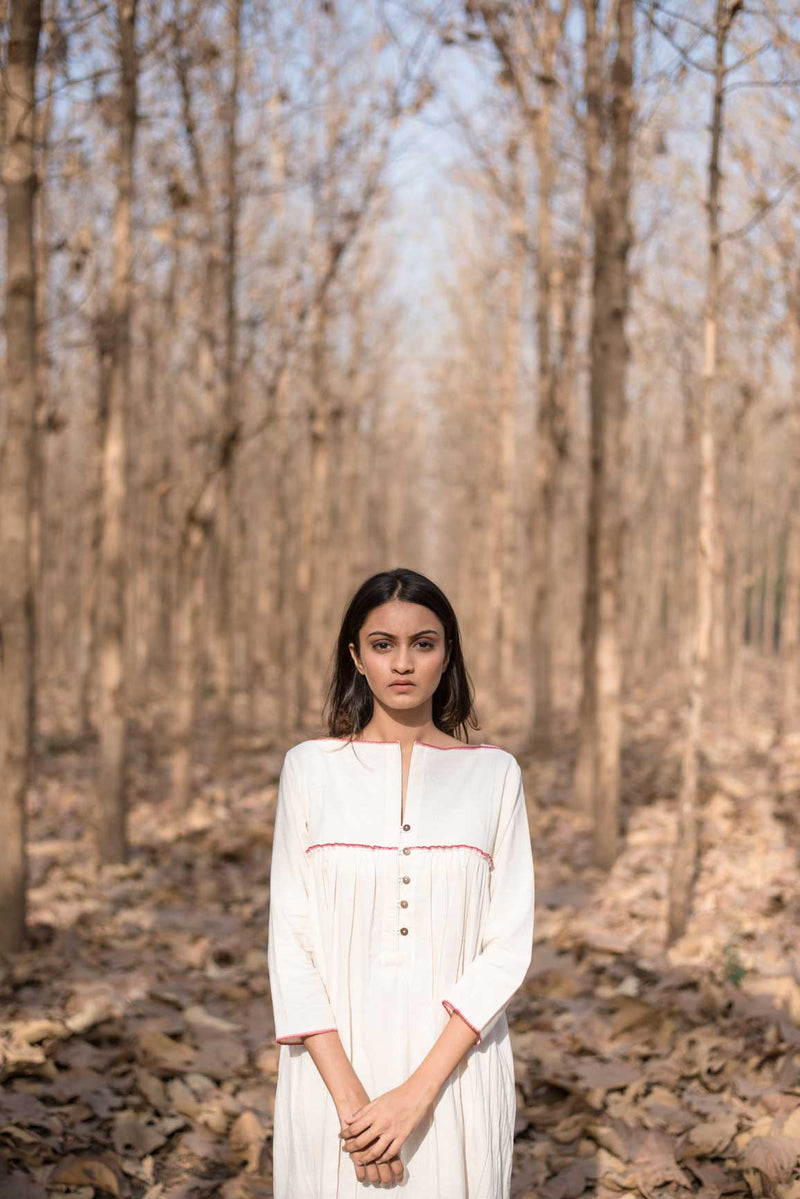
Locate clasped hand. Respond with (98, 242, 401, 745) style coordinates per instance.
(339, 1079, 431, 1168)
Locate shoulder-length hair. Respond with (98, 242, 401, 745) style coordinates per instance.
(321, 568, 480, 743)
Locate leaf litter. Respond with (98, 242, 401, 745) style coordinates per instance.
(2, 674, 800, 1198)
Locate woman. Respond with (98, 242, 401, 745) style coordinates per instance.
(267, 567, 535, 1196)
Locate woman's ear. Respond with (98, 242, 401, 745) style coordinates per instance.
(348, 641, 363, 675)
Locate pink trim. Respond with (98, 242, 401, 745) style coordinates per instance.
(276, 1026, 337, 1044)
(415, 843, 493, 865)
(442, 1000, 481, 1045)
(306, 841, 398, 852)
(312, 737, 500, 750)
(419, 741, 499, 750)
(305, 841, 494, 869)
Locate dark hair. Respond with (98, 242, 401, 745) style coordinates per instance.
(322, 568, 480, 743)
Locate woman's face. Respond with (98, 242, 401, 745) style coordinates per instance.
(349, 600, 450, 711)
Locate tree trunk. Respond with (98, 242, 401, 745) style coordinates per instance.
(96, 0, 138, 863)
(780, 265, 800, 738)
(529, 10, 566, 752)
(214, 0, 243, 767)
(575, 0, 633, 867)
(298, 296, 333, 727)
(591, 0, 633, 868)
(0, 0, 42, 951)
(487, 131, 523, 720)
(169, 6, 221, 802)
(574, 0, 604, 819)
(30, 40, 55, 741)
(668, 0, 734, 943)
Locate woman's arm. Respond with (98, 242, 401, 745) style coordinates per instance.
(406, 1006, 483, 1098)
(267, 748, 338, 1044)
(305, 1029, 405, 1185)
(437, 756, 535, 1043)
(302, 1028, 366, 1112)
(338, 1011, 480, 1168)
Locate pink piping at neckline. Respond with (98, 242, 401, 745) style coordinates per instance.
(312, 737, 500, 750)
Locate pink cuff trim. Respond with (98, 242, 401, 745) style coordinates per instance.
(276, 1026, 337, 1044)
(442, 1000, 481, 1045)
(305, 842, 494, 869)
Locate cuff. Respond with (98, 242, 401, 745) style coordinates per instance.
(276, 1026, 337, 1045)
(442, 1000, 481, 1046)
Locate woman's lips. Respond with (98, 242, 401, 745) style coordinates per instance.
(390, 682, 415, 688)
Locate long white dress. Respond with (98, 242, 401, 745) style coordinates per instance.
(267, 736, 535, 1199)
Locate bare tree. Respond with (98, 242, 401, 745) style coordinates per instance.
(0, 0, 42, 950)
(576, 0, 634, 867)
(668, 0, 740, 943)
(211, 0, 243, 768)
(780, 259, 800, 738)
(471, 0, 575, 749)
(95, 0, 139, 863)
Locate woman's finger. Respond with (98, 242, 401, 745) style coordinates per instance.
(343, 1114, 372, 1139)
(356, 1133, 393, 1166)
(376, 1160, 396, 1186)
(347, 1127, 381, 1151)
(374, 1137, 403, 1165)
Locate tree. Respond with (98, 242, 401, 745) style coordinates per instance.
(575, 0, 635, 867)
(0, 0, 42, 950)
(95, 0, 139, 863)
(668, 0, 740, 943)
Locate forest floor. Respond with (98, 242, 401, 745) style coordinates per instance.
(3, 651, 800, 1199)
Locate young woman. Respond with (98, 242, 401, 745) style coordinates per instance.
(267, 567, 535, 1196)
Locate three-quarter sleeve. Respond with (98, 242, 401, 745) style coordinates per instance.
(441, 757, 535, 1046)
(267, 747, 338, 1045)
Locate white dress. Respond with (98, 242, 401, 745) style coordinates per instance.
(267, 737, 535, 1199)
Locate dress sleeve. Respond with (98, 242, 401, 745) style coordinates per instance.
(441, 756, 535, 1046)
(267, 747, 338, 1045)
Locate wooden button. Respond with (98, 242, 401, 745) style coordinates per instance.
(400, 899, 408, 908)
(400, 927, 408, 935)
(402, 847, 411, 855)
(402, 823, 411, 831)
(402, 875, 410, 884)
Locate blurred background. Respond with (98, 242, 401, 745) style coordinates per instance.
(3, 1, 800, 1195)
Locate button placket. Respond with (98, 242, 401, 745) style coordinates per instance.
(396, 742, 420, 939)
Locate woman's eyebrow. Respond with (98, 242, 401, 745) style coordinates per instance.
(366, 629, 440, 638)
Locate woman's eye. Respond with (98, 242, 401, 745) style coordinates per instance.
(372, 640, 435, 651)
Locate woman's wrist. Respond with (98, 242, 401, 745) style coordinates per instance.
(405, 1064, 442, 1107)
(406, 1010, 481, 1104)
(301, 1029, 366, 1111)
(333, 1080, 368, 1111)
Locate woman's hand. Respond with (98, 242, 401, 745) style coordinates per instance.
(335, 1093, 404, 1186)
(339, 1078, 434, 1167)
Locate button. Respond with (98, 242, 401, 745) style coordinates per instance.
(400, 900, 408, 908)
(402, 847, 411, 855)
(400, 927, 408, 935)
(402, 823, 411, 831)
(402, 876, 410, 884)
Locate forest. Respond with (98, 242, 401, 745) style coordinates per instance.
(2, 0, 800, 1195)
